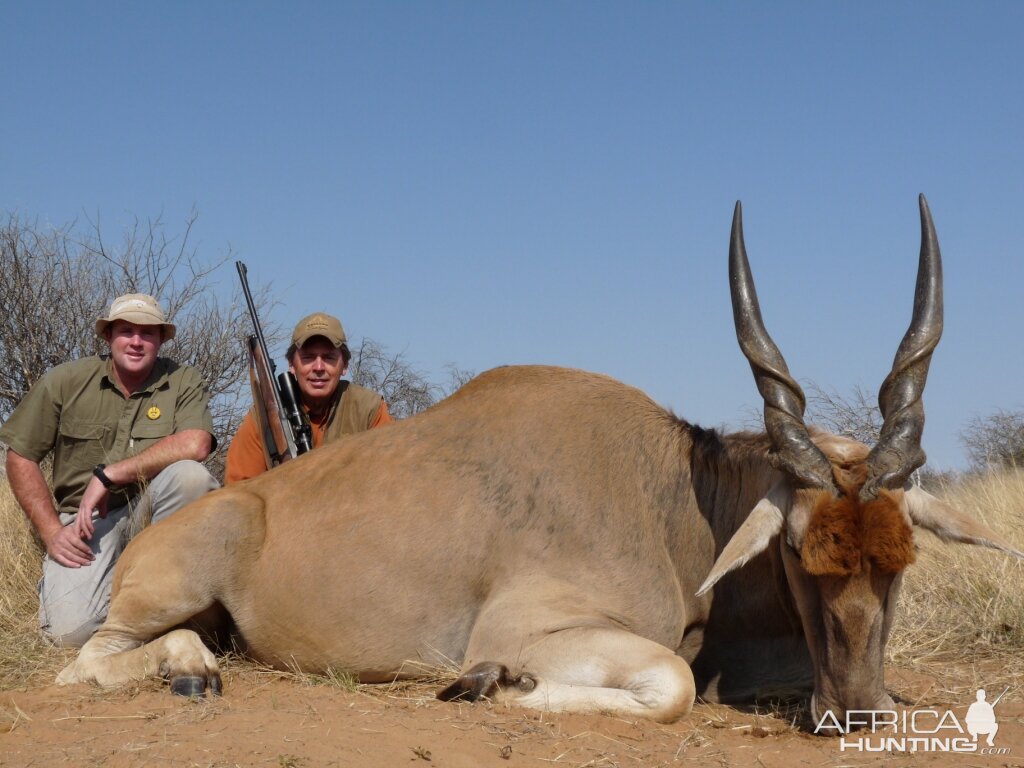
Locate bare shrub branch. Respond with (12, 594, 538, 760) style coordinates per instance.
(960, 409, 1024, 471)
(804, 382, 882, 446)
(350, 339, 432, 419)
(441, 363, 476, 396)
(349, 339, 475, 419)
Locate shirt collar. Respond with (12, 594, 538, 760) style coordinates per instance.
(303, 383, 344, 425)
(102, 356, 171, 395)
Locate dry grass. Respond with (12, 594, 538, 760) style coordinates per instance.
(2, 469, 1022, 695)
(887, 467, 1024, 676)
(0, 481, 75, 690)
(216, 651, 460, 705)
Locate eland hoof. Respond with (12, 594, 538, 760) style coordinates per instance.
(437, 661, 509, 702)
(170, 675, 220, 697)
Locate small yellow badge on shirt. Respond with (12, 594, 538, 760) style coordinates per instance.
(147, 406, 161, 420)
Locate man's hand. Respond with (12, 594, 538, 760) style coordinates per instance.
(75, 476, 110, 539)
(44, 522, 94, 567)
(6, 449, 95, 567)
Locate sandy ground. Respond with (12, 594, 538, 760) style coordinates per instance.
(2, 663, 1022, 768)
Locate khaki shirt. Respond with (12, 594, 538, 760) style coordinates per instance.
(0, 356, 215, 514)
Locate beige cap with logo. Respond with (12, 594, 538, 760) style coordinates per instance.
(292, 312, 347, 349)
(95, 293, 176, 340)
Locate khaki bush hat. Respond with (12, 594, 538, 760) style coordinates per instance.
(292, 312, 347, 349)
(95, 293, 176, 340)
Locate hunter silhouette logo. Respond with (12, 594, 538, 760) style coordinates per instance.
(966, 688, 1006, 747)
(816, 685, 1012, 754)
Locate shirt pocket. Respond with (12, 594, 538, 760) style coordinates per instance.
(57, 419, 110, 466)
(130, 419, 174, 454)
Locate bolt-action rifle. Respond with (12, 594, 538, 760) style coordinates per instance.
(236, 261, 313, 466)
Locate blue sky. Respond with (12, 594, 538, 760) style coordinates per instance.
(4, 2, 1022, 469)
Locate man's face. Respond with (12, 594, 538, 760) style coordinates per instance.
(106, 320, 163, 381)
(290, 337, 347, 409)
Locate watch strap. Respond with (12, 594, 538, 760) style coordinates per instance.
(93, 464, 115, 490)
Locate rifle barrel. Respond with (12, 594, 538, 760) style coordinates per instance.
(236, 261, 277, 380)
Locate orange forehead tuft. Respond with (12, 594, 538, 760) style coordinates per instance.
(801, 490, 915, 577)
(862, 493, 917, 573)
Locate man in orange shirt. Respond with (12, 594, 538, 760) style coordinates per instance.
(225, 312, 392, 483)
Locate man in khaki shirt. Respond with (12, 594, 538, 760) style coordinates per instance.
(0, 294, 219, 647)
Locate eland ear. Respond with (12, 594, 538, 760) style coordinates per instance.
(905, 487, 1024, 558)
(696, 497, 785, 596)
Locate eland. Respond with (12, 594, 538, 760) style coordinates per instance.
(57, 196, 1021, 725)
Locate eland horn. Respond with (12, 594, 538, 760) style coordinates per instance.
(860, 194, 944, 500)
(729, 202, 836, 492)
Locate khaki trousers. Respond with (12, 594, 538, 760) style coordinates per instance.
(39, 460, 219, 648)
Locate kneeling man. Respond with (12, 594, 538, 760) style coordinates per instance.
(0, 294, 219, 647)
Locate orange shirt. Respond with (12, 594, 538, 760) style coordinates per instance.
(225, 397, 393, 484)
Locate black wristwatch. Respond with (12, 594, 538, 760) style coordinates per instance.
(93, 464, 115, 490)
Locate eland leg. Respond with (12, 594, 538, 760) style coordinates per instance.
(57, 491, 264, 695)
(440, 626, 695, 722)
(57, 564, 223, 695)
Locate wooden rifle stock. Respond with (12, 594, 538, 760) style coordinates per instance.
(237, 261, 310, 467)
(247, 336, 295, 466)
